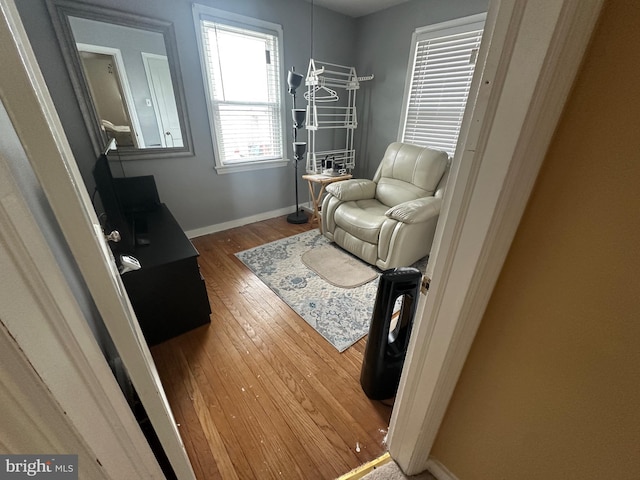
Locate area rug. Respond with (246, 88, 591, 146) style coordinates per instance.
(236, 230, 381, 352)
(235, 230, 427, 352)
(301, 244, 378, 288)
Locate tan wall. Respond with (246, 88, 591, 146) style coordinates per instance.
(430, 1, 640, 478)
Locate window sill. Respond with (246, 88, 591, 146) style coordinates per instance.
(214, 158, 290, 175)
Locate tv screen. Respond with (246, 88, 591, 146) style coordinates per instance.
(92, 154, 135, 253)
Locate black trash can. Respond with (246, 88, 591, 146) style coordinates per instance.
(360, 267, 422, 400)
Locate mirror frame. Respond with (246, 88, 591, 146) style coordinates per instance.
(47, 0, 193, 160)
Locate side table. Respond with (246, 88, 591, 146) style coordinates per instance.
(302, 173, 352, 232)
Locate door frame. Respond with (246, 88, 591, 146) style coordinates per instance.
(142, 52, 181, 148)
(1, 0, 604, 477)
(141, 52, 168, 147)
(0, 1, 196, 478)
(0, 118, 163, 477)
(387, 0, 604, 475)
(76, 42, 146, 148)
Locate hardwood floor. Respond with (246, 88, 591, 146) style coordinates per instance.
(151, 216, 392, 479)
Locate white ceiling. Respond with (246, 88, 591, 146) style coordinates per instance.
(310, 0, 412, 18)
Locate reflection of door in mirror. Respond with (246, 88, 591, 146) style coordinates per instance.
(142, 53, 184, 148)
(77, 47, 141, 148)
(68, 15, 182, 151)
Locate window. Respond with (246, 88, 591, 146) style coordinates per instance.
(193, 5, 286, 173)
(399, 14, 486, 157)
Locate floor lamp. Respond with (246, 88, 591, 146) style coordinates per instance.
(286, 67, 309, 224)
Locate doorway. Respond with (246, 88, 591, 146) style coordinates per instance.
(142, 53, 184, 148)
(1, 0, 604, 477)
(77, 43, 145, 148)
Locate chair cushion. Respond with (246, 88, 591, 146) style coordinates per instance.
(334, 199, 388, 244)
(376, 177, 428, 207)
(373, 142, 448, 207)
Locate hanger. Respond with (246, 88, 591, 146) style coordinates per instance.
(304, 85, 339, 103)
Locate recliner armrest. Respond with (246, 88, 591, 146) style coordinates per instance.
(385, 197, 442, 224)
(325, 179, 376, 201)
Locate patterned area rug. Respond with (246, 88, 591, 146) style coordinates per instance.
(235, 230, 427, 352)
(236, 230, 381, 352)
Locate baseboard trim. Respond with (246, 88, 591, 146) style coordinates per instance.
(185, 204, 301, 239)
(426, 458, 458, 480)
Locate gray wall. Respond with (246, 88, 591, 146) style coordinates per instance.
(353, 0, 488, 178)
(16, 0, 487, 232)
(16, 0, 356, 232)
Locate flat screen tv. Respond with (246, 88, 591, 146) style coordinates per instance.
(92, 154, 135, 254)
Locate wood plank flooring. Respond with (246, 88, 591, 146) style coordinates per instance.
(151, 216, 392, 480)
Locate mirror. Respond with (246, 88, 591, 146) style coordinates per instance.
(47, 0, 192, 159)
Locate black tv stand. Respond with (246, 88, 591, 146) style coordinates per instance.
(135, 236, 151, 247)
(119, 204, 211, 346)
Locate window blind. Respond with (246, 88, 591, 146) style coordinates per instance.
(402, 22, 484, 157)
(200, 20, 283, 165)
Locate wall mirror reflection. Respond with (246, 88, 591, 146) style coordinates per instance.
(47, 0, 192, 159)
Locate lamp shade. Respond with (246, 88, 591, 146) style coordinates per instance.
(292, 109, 306, 128)
(287, 70, 304, 94)
(293, 141, 307, 159)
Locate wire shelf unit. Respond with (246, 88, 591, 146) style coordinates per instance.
(304, 59, 372, 174)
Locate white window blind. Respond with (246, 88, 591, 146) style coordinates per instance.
(194, 6, 285, 172)
(401, 15, 485, 157)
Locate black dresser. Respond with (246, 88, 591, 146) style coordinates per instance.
(120, 204, 211, 346)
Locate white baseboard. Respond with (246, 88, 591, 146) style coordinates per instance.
(426, 458, 459, 480)
(185, 204, 301, 239)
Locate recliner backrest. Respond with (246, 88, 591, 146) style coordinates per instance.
(372, 142, 449, 207)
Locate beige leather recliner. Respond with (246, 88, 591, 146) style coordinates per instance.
(321, 142, 449, 270)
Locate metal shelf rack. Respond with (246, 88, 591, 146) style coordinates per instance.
(304, 59, 373, 174)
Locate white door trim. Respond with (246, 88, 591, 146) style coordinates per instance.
(388, 0, 604, 475)
(0, 146, 162, 478)
(0, 1, 196, 478)
(76, 42, 146, 148)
